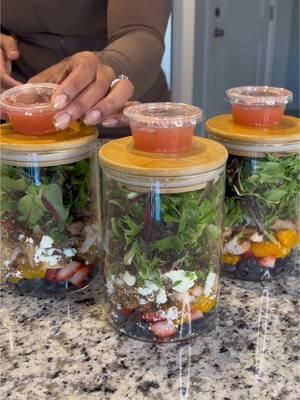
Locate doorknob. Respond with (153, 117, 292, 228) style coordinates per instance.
(214, 28, 225, 37)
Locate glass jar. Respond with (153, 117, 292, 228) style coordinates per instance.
(0, 122, 101, 296)
(206, 114, 300, 281)
(99, 137, 227, 342)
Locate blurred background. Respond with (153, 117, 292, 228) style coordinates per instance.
(162, 0, 299, 134)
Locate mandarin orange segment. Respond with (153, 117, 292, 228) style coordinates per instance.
(221, 254, 241, 265)
(193, 296, 217, 313)
(275, 229, 299, 249)
(250, 241, 282, 258)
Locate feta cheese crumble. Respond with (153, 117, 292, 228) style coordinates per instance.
(204, 272, 216, 296)
(164, 306, 179, 321)
(34, 235, 77, 266)
(122, 271, 136, 286)
(137, 287, 153, 296)
(164, 270, 197, 293)
(156, 288, 167, 304)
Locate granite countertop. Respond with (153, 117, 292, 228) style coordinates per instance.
(1, 267, 299, 400)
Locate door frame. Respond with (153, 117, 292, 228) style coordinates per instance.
(171, 0, 196, 103)
(171, 0, 293, 107)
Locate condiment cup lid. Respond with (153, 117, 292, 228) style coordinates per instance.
(226, 86, 293, 106)
(0, 83, 58, 113)
(123, 102, 203, 128)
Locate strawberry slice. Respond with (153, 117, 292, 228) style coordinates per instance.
(120, 307, 134, 317)
(68, 265, 91, 287)
(56, 262, 81, 282)
(141, 310, 166, 323)
(241, 250, 254, 259)
(258, 256, 276, 268)
(190, 309, 204, 321)
(45, 269, 58, 282)
(149, 320, 177, 338)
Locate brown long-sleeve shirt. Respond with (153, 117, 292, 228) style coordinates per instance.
(1, 0, 171, 102)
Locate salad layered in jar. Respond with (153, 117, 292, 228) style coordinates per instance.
(222, 153, 300, 281)
(206, 114, 300, 281)
(100, 133, 226, 342)
(1, 140, 100, 296)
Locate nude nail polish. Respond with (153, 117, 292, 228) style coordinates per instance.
(83, 110, 102, 125)
(102, 118, 118, 128)
(53, 93, 68, 110)
(54, 113, 72, 130)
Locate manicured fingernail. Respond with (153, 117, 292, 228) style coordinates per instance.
(83, 110, 101, 125)
(102, 118, 118, 128)
(54, 113, 72, 130)
(53, 93, 68, 110)
(9, 51, 19, 58)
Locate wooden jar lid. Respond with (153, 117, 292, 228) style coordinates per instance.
(205, 114, 300, 144)
(99, 136, 228, 193)
(0, 122, 98, 152)
(99, 136, 228, 177)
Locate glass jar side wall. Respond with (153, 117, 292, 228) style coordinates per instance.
(0, 146, 101, 296)
(222, 152, 300, 281)
(102, 169, 225, 343)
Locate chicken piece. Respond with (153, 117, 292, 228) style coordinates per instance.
(224, 235, 251, 255)
(250, 232, 264, 243)
(270, 219, 296, 231)
(67, 221, 85, 236)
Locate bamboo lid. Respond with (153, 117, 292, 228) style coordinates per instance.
(206, 114, 300, 144)
(0, 122, 98, 152)
(99, 136, 228, 177)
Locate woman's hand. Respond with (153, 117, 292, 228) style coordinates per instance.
(29, 51, 134, 130)
(0, 34, 22, 91)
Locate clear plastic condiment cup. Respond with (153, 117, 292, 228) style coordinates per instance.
(226, 86, 293, 128)
(0, 83, 58, 135)
(124, 102, 203, 153)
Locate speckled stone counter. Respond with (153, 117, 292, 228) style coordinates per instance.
(1, 267, 299, 400)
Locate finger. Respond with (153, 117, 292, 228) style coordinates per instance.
(101, 101, 140, 128)
(29, 62, 70, 85)
(0, 49, 21, 88)
(0, 107, 8, 120)
(1, 74, 22, 89)
(101, 113, 127, 128)
(84, 79, 134, 125)
(1, 35, 19, 60)
(51, 63, 97, 110)
(53, 78, 110, 130)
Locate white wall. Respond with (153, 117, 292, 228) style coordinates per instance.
(286, 0, 299, 114)
(161, 16, 172, 89)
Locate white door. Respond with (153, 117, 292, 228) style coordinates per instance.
(194, 0, 274, 121)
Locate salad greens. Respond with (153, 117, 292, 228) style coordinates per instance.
(225, 153, 300, 234)
(104, 173, 224, 287)
(1, 160, 91, 243)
